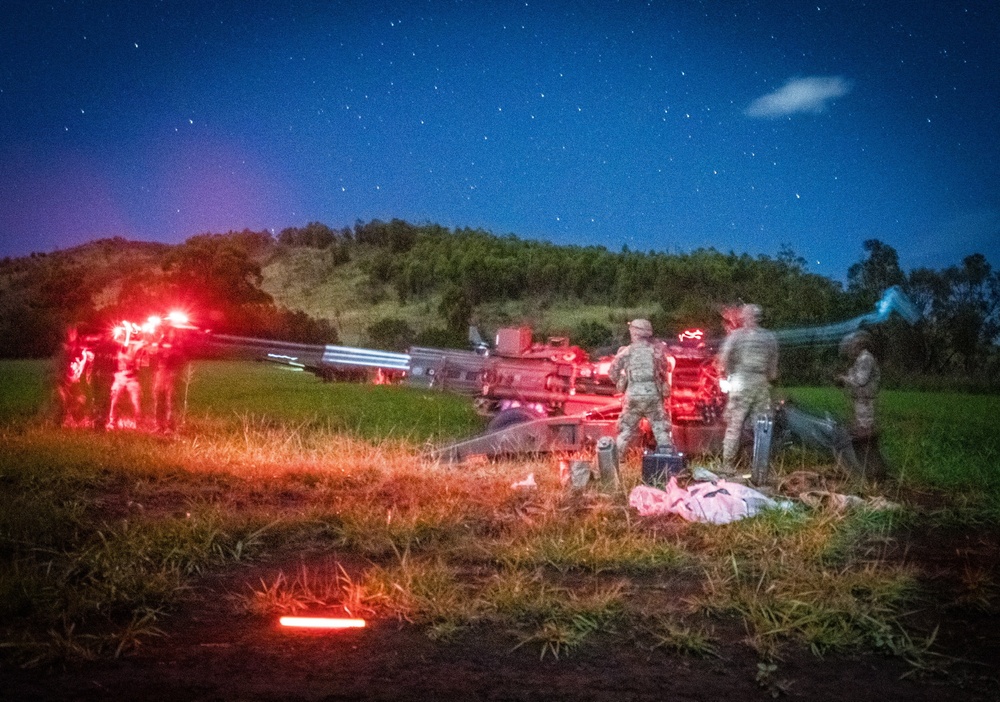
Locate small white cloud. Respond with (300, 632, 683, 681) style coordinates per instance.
(745, 76, 852, 118)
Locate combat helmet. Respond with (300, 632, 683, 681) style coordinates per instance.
(628, 318, 654, 339)
(839, 330, 871, 358)
(741, 304, 762, 325)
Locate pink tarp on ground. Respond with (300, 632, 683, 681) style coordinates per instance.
(628, 476, 781, 524)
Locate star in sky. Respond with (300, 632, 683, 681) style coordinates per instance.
(1, 0, 998, 279)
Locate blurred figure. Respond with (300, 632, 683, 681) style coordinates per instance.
(609, 318, 674, 457)
(89, 329, 117, 428)
(720, 305, 745, 335)
(718, 304, 779, 475)
(150, 325, 187, 433)
(55, 326, 94, 427)
(107, 323, 145, 430)
(836, 330, 887, 480)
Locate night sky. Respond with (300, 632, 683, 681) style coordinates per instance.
(2, 0, 998, 280)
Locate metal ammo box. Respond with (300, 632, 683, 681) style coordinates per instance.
(641, 451, 686, 485)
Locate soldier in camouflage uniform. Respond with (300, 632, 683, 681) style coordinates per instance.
(718, 304, 779, 473)
(836, 330, 886, 479)
(608, 319, 674, 457)
(836, 331, 879, 438)
(106, 331, 145, 430)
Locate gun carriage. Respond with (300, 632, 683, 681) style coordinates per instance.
(196, 323, 727, 462)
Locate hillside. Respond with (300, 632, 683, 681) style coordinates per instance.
(260, 245, 442, 346)
(0, 234, 653, 351)
(2, 222, 997, 389)
(259, 245, 656, 347)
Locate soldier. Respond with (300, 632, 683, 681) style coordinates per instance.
(718, 304, 779, 475)
(55, 326, 94, 427)
(106, 324, 145, 430)
(89, 329, 117, 428)
(608, 319, 674, 457)
(150, 324, 187, 433)
(836, 330, 886, 479)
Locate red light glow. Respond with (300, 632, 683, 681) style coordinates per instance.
(166, 310, 190, 327)
(279, 616, 367, 630)
(113, 320, 141, 345)
(142, 316, 162, 335)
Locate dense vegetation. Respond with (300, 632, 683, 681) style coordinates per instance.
(1, 221, 997, 389)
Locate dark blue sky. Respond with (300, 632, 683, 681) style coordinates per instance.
(2, 0, 998, 280)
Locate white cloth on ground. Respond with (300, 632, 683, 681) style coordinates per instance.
(628, 476, 790, 524)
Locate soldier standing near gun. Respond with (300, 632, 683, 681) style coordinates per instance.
(106, 324, 145, 430)
(608, 319, 674, 458)
(718, 304, 779, 476)
(55, 326, 94, 427)
(151, 324, 186, 433)
(836, 330, 886, 479)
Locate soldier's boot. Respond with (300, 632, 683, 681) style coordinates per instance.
(653, 428, 675, 455)
(720, 429, 744, 477)
(615, 436, 629, 463)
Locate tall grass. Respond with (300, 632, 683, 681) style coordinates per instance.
(785, 387, 1000, 499)
(690, 508, 923, 659)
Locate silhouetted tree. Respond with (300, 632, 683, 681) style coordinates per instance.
(847, 239, 905, 306)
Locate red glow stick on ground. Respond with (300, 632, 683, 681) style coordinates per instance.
(279, 616, 366, 629)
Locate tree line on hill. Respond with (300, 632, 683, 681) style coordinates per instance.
(1, 220, 997, 390)
(0, 233, 336, 359)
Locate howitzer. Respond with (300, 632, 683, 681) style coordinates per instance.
(185, 286, 919, 464)
(428, 287, 921, 464)
(187, 325, 726, 459)
(420, 327, 727, 461)
(770, 400, 886, 479)
(198, 328, 617, 413)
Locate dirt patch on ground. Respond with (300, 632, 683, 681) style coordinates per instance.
(5, 521, 1000, 702)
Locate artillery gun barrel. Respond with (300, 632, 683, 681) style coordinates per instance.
(484, 385, 612, 405)
(201, 333, 410, 374)
(773, 286, 920, 347)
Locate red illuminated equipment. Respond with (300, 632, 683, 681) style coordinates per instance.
(678, 328, 704, 344)
(89, 290, 918, 460)
(197, 321, 732, 460)
(279, 616, 366, 630)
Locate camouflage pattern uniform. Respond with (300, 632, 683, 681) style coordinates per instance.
(718, 305, 778, 472)
(838, 332, 880, 438)
(609, 319, 673, 456)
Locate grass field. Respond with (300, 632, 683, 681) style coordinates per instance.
(1, 359, 997, 672)
(783, 386, 1000, 500)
